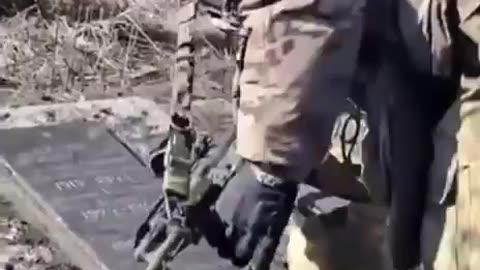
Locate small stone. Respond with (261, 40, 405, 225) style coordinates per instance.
(45, 111, 56, 123)
(5, 219, 28, 242)
(0, 113, 11, 121)
(5, 263, 14, 270)
(33, 246, 53, 264)
(99, 108, 113, 116)
(40, 95, 54, 102)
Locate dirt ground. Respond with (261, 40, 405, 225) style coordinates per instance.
(0, 3, 234, 269)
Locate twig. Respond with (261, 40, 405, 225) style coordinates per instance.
(117, 13, 163, 55)
(121, 23, 138, 87)
(50, 16, 60, 94)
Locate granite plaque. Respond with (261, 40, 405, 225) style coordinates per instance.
(0, 121, 287, 270)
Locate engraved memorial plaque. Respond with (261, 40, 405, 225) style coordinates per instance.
(0, 121, 287, 270)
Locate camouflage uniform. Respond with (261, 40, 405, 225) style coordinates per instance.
(455, 2, 480, 269)
(232, 0, 395, 268)
(234, 0, 458, 268)
(421, 1, 480, 270)
(362, 0, 480, 270)
(236, 0, 366, 181)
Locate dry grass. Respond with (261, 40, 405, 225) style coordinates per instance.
(0, 2, 235, 269)
(0, 0, 235, 108)
(0, 2, 180, 107)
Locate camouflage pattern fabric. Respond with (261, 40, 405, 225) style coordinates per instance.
(453, 2, 480, 269)
(455, 90, 480, 270)
(229, 0, 467, 268)
(415, 1, 480, 270)
(235, 0, 366, 182)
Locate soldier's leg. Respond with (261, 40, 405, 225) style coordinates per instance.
(456, 105, 480, 270)
(236, 0, 366, 181)
(456, 82, 480, 269)
(421, 99, 459, 270)
(454, 4, 480, 269)
(420, 90, 479, 270)
(421, 204, 458, 270)
(233, 0, 366, 267)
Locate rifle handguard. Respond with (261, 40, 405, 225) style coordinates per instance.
(162, 127, 197, 199)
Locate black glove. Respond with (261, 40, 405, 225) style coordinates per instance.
(215, 161, 298, 270)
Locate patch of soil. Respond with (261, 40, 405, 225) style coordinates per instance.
(0, 5, 233, 108)
(0, 197, 79, 270)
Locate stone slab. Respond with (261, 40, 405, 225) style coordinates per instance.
(0, 97, 367, 270)
(0, 121, 288, 270)
(0, 96, 234, 164)
(0, 96, 171, 164)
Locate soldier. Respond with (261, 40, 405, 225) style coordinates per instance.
(419, 1, 480, 270)
(211, 0, 397, 269)
(211, 0, 368, 268)
(212, 0, 457, 269)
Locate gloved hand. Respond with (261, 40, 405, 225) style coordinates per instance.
(215, 161, 298, 270)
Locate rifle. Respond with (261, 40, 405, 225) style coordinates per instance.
(133, 0, 250, 269)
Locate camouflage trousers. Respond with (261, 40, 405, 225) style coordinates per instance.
(455, 88, 480, 270)
(422, 1, 480, 269)
(233, 0, 473, 268)
(422, 76, 480, 270)
(420, 88, 480, 270)
(455, 2, 480, 269)
(236, 0, 366, 181)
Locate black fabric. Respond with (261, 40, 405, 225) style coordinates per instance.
(384, 2, 456, 269)
(352, 1, 457, 269)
